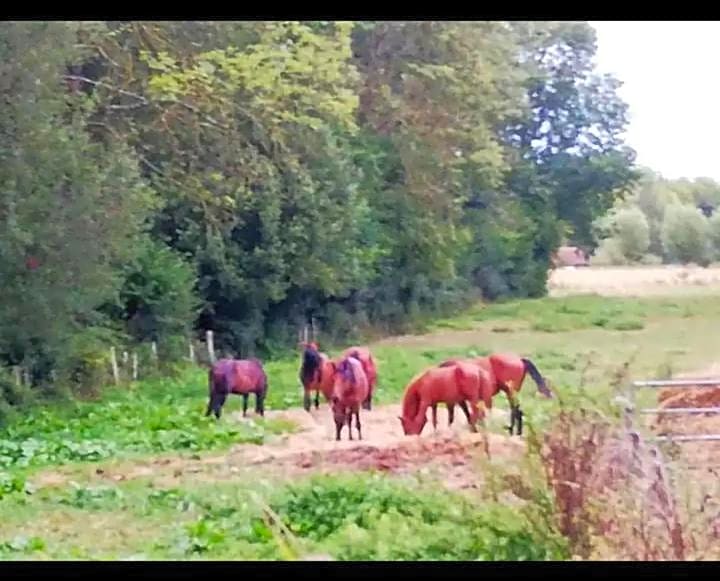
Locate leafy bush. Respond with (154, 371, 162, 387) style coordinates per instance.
(709, 212, 720, 260)
(268, 474, 569, 560)
(590, 237, 628, 266)
(613, 207, 651, 262)
(0, 373, 296, 470)
(661, 204, 712, 265)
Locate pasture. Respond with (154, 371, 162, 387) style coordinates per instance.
(2, 269, 720, 560)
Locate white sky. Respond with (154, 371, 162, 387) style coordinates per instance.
(591, 21, 720, 181)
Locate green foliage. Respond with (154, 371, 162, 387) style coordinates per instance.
(709, 212, 720, 260)
(270, 474, 569, 560)
(0, 22, 157, 387)
(613, 207, 651, 261)
(114, 238, 200, 343)
(0, 371, 296, 470)
(0, 20, 636, 392)
(593, 169, 720, 265)
(661, 204, 712, 265)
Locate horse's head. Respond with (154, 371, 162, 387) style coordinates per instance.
(299, 341, 320, 353)
(331, 395, 346, 424)
(397, 414, 423, 436)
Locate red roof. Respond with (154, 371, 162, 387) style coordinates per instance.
(553, 246, 589, 267)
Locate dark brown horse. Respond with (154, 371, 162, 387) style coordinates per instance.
(206, 358, 268, 419)
(299, 341, 336, 412)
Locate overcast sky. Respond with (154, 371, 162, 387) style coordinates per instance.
(591, 21, 720, 181)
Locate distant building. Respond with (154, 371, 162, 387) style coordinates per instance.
(552, 246, 590, 268)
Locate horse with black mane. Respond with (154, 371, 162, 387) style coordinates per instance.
(439, 352, 552, 435)
(299, 341, 336, 411)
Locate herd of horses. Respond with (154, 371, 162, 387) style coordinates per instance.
(205, 339, 553, 441)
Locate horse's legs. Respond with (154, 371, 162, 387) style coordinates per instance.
(516, 406, 524, 436)
(314, 390, 320, 410)
(431, 404, 438, 431)
(466, 397, 481, 433)
(362, 387, 372, 411)
(303, 390, 312, 413)
(504, 386, 518, 435)
(346, 411, 354, 441)
(458, 401, 471, 423)
(447, 403, 455, 426)
(335, 418, 343, 441)
(355, 408, 362, 440)
(242, 394, 249, 417)
(211, 392, 227, 419)
(255, 392, 265, 417)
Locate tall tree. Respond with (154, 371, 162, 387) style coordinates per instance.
(0, 22, 156, 380)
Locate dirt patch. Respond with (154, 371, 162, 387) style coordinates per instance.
(31, 404, 525, 493)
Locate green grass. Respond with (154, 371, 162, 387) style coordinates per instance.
(0, 374, 297, 471)
(4, 294, 720, 472)
(2, 292, 720, 559)
(0, 472, 569, 560)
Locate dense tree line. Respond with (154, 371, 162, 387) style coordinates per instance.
(593, 169, 720, 266)
(0, 21, 635, 397)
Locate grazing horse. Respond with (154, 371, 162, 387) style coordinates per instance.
(298, 341, 337, 412)
(398, 362, 493, 436)
(206, 358, 268, 419)
(340, 346, 377, 411)
(331, 355, 369, 441)
(439, 352, 552, 435)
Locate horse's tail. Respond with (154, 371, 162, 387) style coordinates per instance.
(363, 352, 377, 387)
(300, 347, 322, 387)
(521, 358, 552, 398)
(257, 365, 269, 397)
(209, 367, 228, 396)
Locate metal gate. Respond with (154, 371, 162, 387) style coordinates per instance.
(631, 378, 720, 442)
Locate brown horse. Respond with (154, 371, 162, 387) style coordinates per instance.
(206, 358, 268, 419)
(331, 355, 369, 441)
(398, 362, 494, 436)
(298, 341, 336, 412)
(439, 352, 552, 435)
(340, 346, 377, 411)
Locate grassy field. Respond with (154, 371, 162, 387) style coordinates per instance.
(2, 291, 720, 560)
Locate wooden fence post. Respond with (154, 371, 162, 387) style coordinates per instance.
(206, 330, 216, 364)
(110, 347, 120, 385)
(132, 352, 139, 381)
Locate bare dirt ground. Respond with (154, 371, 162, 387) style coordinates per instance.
(548, 265, 720, 297)
(33, 404, 526, 493)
